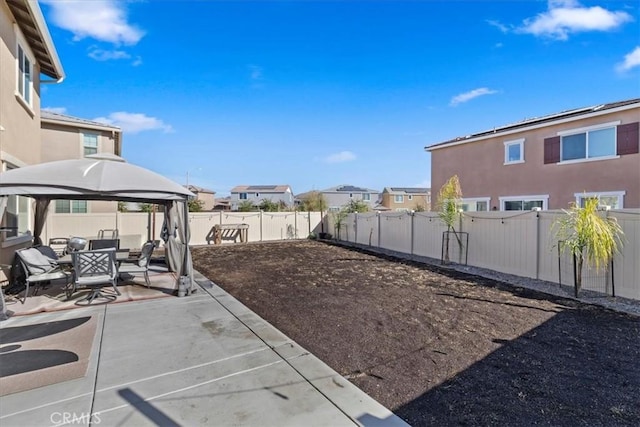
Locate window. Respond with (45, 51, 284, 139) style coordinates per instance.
(560, 124, 616, 162)
(55, 200, 88, 213)
(3, 195, 30, 238)
(394, 195, 404, 203)
(83, 133, 99, 156)
(239, 193, 248, 200)
(362, 193, 371, 201)
(408, 195, 413, 201)
(575, 191, 624, 210)
(255, 193, 260, 197)
(499, 195, 548, 211)
(461, 198, 490, 212)
(504, 138, 524, 164)
(17, 44, 33, 106)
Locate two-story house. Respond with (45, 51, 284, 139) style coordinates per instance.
(381, 187, 431, 212)
(229, 185, 294, 211)
(315, 185, 380, 211)
(426, 99, 639, 211)
(1, 0, 64, 264)
(41, 111, 122, 214)
(185, 185, 215, 211)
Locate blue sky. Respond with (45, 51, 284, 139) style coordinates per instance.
(39, 0, 639, 197)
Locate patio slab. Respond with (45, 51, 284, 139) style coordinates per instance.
(0, 272, 408, 426)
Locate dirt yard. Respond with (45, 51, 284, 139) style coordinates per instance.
(192, 240, 640, 426)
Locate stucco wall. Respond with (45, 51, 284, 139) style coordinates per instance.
(0, 1, 42, 168)
(430, 108, 640, 209)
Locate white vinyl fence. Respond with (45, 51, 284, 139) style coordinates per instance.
(41, 211, 325, 251)
(327, 210, 640, 301)
(37, 209, 639, 300)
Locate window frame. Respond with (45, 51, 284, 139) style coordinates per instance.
(394, 195, 404, 203)
(499, 195, 549, 211)
(82, 132, 99, 156)
(54, 200, 88, 214)
(461, 197, 491, 212)
(504, 138, 524, 165)
(574, 191, 625, 210)
(1, 164, 32, 245)
(239, 193, 248, 200)
(362, 193, 371, 201)
(557, 121, 619, 164)
(14, 27, 35, 113)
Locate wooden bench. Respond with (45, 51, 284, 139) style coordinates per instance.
(213, 224, 249, 245)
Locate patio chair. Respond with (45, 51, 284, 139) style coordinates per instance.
(97, 229, 119, 239)
(118, 241, 156, 288)
(70, 248, 120, 305)
(15, 247, 71, 304)
(48, 237, 70, 256)
(88, 238, 120, 250)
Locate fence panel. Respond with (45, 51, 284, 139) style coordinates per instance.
(117, 212, 150, 249)
(412, 213, 447, 260)
(220, 212, 262, 242)
(189, 212, 221, 245)
(43, 213, 117, 244)
(608, 210, 640, 300)
(378, 212, 412, 254)
(355, 213, 379, 247)
(261, 212, 298, 241)
(465, 212, 538, 278)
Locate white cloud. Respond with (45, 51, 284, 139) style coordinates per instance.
(132, 56, 143, 67)
(486, 19, 509, 33)
(88, 49, 131, 61)
(325, 151, 356, 163)
(93, 112, 173, 134)
(42, 107, 67, 114)
(518, 0, 632, 40)
(450, 88, 498, 106)
(616, 46, 640, 72)
(42, 0, 144, 45)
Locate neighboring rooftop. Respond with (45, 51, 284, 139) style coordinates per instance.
(230, 185, 292, 193)
(185, 185, 215, 194)
(426, 98, 640, 151)
(322, 185, 379, 193)
(41, 110, 121, 131)
(386, 187, 430, 194)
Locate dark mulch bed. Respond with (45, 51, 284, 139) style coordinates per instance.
(192, 240, 640, 426)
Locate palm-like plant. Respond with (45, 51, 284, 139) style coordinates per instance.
(436, 175, 463, 264)
(552, 197, 624, 297)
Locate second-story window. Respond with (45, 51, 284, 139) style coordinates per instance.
(17, 44, 33, 106)
(239, 193, 248, 200)
(561, 126, 615, 162)
(83, 133, 99, 156)
(504, 138, 524, 164)
(394, 195, 404, 203)
(363, 193, 371, 201)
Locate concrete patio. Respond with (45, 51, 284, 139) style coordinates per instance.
(0, 271, 408, 426)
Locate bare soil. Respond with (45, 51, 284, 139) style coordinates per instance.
(192, 240, 640, 426)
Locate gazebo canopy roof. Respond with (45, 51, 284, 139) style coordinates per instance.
(0, 154, 193, 203)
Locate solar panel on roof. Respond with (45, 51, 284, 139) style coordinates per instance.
(337, 185, 367, 192)
(247, 185, 278, 190)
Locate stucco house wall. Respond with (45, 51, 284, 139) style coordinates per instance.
(428, 101, 639, 210)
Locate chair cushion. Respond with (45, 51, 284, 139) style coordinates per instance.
(76, 275, 113, 286)
(19, 248, 57, 275)
(118, 263, 144, 273)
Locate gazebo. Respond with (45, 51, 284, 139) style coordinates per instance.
(0, 154, 196, 296)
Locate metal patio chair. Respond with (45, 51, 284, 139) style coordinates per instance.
(70, 248, 120, 305)
(118, 241, 156, 288)
(15, 247, 71, 303)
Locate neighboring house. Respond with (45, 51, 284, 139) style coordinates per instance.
(185, 184, 215, 210)
(315, 185, 380, 211)
(213, 197, 231, 211)
(426, 99, 640, 211)
(229, 185, 294, 210)
(381, 187, 431, 212)
(0, 0, 64, 265)
(41, 111, 122, 214)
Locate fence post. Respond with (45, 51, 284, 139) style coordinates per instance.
(260, 211, 263, 241)
(354, 213, 358, 244)
(294, 211, 298, 239)
(535, 211, 540, 280)
(377, 212, 382, 248)
(410, 211, 415, 255)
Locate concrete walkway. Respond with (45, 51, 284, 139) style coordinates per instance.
(0, 272, 408, 426)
